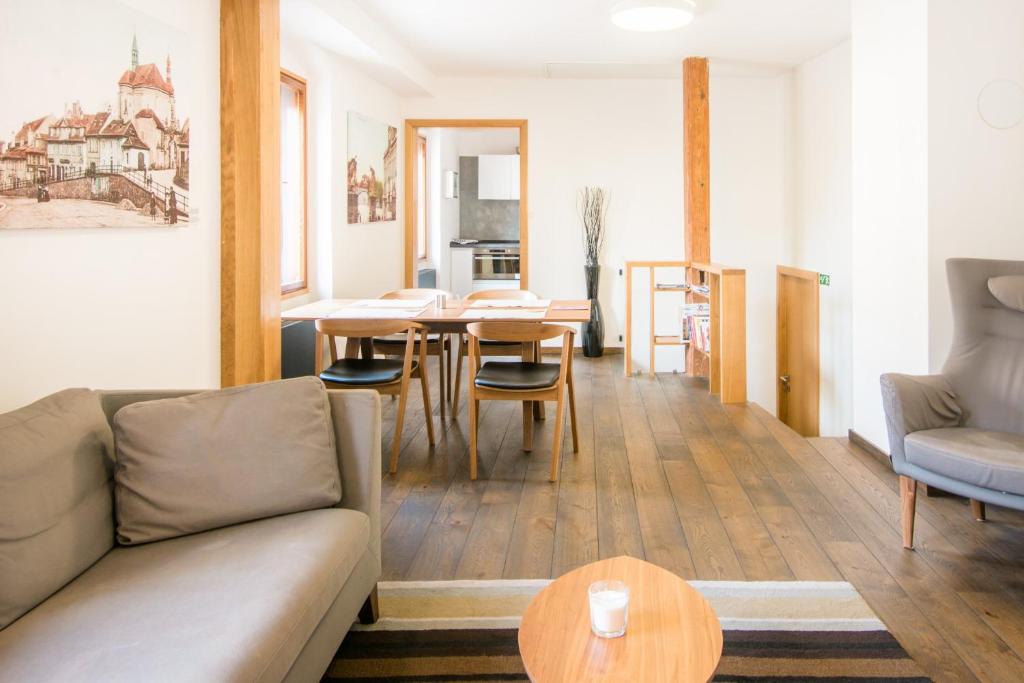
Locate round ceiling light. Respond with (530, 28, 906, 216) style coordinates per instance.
(610, 0, 697, 32)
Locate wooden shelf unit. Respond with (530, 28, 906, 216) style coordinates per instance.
(624, 260, 747, 404)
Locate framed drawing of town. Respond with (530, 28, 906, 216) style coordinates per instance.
(0, 1, 193, 229)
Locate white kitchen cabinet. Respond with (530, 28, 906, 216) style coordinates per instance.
(472, 279, 521, 292)
(450, 248, 475, 297)
(477, 154, 520, 201)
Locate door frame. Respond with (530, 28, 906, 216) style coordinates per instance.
(402, 119, 528, 290)
(776, 265, 820, 436)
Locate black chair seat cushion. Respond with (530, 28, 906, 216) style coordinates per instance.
(320, 358, 416, 386)
(474, 362, 561, 391)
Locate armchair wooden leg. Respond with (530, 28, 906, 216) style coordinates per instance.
(567, 362, 579, 453)
(419, 372, 436, 448)
(550, 388, 566, 482)
(446, 336, 453, 404)
(900, 476, 917, 549)
(469, 394, 479, 480)
(358, 585, 379, 625)
(390, 384, 410, 475)
(971, 499, 986, 522)
(436, 346, 446, 422)
(452, 335, 464, 416)
(522, 401, 534, 452)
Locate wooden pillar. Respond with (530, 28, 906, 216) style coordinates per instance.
(220, 0, 281, 386)
(684, 57, 710, 377)
(683, 57, 710, 264)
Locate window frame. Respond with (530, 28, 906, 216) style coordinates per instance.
(280, 68, 309, 298)
(416, 135, 428, 262)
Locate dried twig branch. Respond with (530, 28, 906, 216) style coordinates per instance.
(579, 186, 608, 265)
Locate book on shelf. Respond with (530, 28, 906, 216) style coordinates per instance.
(690, 284, 710, 296)
(680, 303, 711, 354)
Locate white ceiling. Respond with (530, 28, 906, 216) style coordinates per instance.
(354, 0, 851, 78)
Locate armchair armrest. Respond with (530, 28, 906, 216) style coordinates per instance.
(326, 390, 382, 561)
(880, 373, 962, 465)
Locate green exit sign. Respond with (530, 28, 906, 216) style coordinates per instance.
(819, 274, 831, 286)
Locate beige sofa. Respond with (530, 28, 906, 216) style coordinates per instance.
(0, 386, 382, 683)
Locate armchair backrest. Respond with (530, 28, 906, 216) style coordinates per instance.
(943, 258, 1024, 433)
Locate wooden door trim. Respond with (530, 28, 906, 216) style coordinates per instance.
(220, 0, 281, 386)
(403, 119, 529, 290)
(776, 265, 820, 436)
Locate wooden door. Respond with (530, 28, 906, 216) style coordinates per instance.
(776, 266, 819, 436)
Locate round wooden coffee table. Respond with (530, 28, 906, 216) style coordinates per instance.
(518, 556, 722, 682)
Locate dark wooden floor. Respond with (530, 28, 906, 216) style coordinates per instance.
(375, 353, 1024, 683)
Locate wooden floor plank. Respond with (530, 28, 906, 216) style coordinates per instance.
(379, 355, 1024, 682)
(591, 356, 645, 560)
(551, 354, 599, 576)
(616, 373, 696, 579)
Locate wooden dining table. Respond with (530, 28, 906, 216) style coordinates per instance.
(282, 297, 592, 422)
(281, 298, 592, 329)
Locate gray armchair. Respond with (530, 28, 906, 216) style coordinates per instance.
(882, 258, 1024, 549)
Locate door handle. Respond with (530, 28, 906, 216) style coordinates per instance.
(779, 375, 791, 392)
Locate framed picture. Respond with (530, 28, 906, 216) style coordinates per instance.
(0, 0, 195, 229)
(346, 111, 397, 224)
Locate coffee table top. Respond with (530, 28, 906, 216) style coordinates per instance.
(518, 556, 723, 683)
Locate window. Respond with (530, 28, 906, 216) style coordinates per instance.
(280, 70, 308, 296)
(416, 135, 428, 261)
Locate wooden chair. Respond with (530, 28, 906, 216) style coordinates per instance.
(466, 322, 578, 482)
(372, 288, 454, 421)
(316, 318, 435, 475)
(452, 289, 541, 415)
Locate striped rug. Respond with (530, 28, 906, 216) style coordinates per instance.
(325, 580, 931, 682)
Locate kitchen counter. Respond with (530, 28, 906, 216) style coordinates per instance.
(450, 239, 520, 249)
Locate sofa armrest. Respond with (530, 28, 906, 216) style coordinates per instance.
(880, 373, 962, 465)
(326, 390, 382, 561)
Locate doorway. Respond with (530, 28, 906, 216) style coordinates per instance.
(776, 266, 820, 436)
(403, 119, 528, 291)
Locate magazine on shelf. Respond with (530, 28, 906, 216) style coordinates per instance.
(680, 303, 712, 354)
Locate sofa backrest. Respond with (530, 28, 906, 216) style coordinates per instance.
(943, 258, 1024, 434)
(0, 389, 116, 630)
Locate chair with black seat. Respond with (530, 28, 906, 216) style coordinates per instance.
(466, 322, 578, 482)
(453, 289, 542, 415)
(316, 318, 435, 474)
(372, 288, 454, 421)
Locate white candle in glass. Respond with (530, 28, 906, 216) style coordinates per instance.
(588, 580, 630, 638)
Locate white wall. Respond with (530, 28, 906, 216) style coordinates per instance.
(927, 0, 1024, 369)
(793, 42, 852, 436)
(711, 73, 794, 414)
(281, 34, 406, 301)
(403, 75, 793, 412)
(404, 77, 684, 354)
(851, 0, 929, 449)
(0, 0, 220, 412)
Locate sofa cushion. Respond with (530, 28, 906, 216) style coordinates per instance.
(988, 275, 1024, 313)
(0, 508, 370, 683)
(113, 377, 341, 545)
(905, 427, 1024, 494)
(0, 389, 114, 630)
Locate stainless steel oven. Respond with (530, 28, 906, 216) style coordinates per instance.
(472, 247, 520, 281)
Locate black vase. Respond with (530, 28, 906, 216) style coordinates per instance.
(582, 264, 604, 358)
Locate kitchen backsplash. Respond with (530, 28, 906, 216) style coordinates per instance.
(458, 156, 520, 241)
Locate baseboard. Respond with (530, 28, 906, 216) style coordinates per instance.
(847, 429, 890, 466)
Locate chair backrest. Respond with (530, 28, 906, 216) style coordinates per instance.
(380, 288, 454, 300)
(314, 319, 424, 372)
(466, 321, 572, 344)
(942, 258, 1024, 433)
(465, 289, 539, 301)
